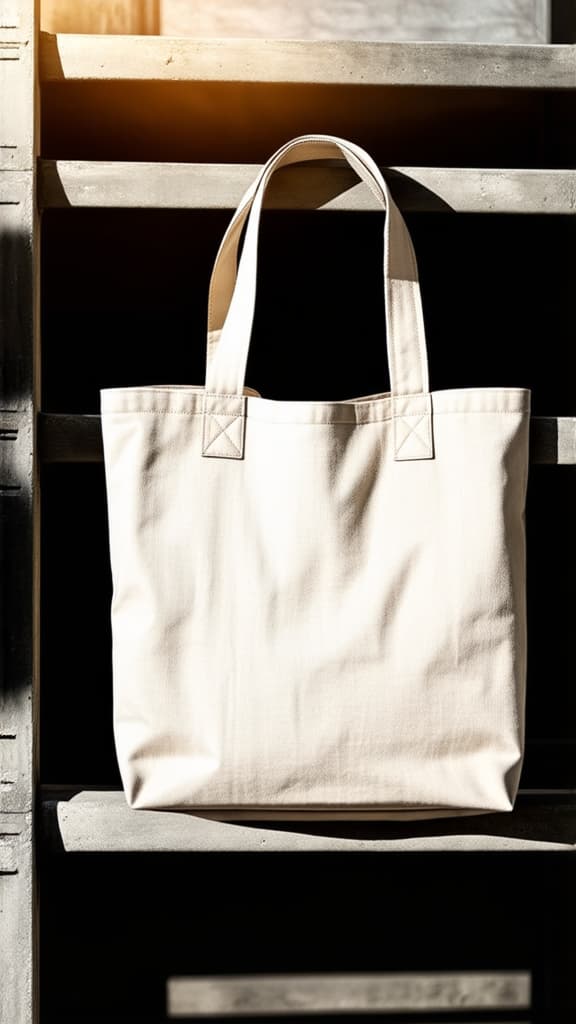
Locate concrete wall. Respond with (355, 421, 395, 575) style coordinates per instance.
(162, 0, 550, 43)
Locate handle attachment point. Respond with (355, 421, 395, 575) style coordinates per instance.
(393, 394, 434, 461)
(202, 394, 246, 459)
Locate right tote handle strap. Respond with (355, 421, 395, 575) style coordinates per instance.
(203, 135, 433, 463)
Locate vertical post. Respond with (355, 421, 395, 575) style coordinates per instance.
(0, 0, 40, 1022)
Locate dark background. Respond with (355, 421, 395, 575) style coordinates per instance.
(39, 200, 576, 1021)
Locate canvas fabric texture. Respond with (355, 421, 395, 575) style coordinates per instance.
(101, 135, 530, 818)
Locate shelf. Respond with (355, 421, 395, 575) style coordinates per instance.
(39, 161, 576, 214)
(37, 415, 576, 466)
(41, 791, 576, 854)
(39, 35, 576, 89)
(166, 971, 531, 1017)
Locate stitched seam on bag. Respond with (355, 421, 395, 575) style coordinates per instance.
(108, 388, 525, 406)
(108, 406, 527, 417)
(411, 283, 428, 395)
(387, 272, 398, 399)
(203, 414, 242, 455)
(108, 409, 526, 422)
(410, 409, 526, 415)
(107, 387, 526, 398)
(206, 417, 239, 449)
(204, 392, 248, 400)
(404, 233, 428, 395)
(395, 414, 429, 455)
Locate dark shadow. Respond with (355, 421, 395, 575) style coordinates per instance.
(38, 160, 71, 209)
(41, 79, 576, 170)
(39, 32, 65, 81)
(529, 417, 558, 464)
(234, 799, 576, 846)
(265, 164, 454, 213)
(38, 791, 576, 852)
(183, 793, 576, 848)
(386, 168, 454, 213)
(551, 0, 576, 41)
(38, 412, 102, 463)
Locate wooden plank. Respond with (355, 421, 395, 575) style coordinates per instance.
(163, 0, 550, 44)
(0, 9, 38, 797)
(37, 415, 576, 466)
(0, 14, 36, 172)
(38, 34, 576, 89)
(39, 413, 103, 463)
(0, 814, 33, 1024)
(41, 791, 576, 853)
(0, 0, 40, 1021)
(0, 175, 36, 804)
(38, 161, 576, 214)
(0, 133, 38, 816)
(41, 0, 159, 34)
(167, 972, 531, 1017)
(557, 417, 576, 464)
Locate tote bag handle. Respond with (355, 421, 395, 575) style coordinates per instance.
(206, 136, 388, 353)
(202, 135, 433, 462)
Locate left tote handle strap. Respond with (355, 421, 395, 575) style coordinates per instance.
(202, 135, 432, 463)
(206, 139, 387, 356)
(206, 135, 429, 400)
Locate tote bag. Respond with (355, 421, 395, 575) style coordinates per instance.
(101, 135, 530, 819)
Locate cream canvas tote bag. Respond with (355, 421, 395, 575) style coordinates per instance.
(101, 135, 530, 818)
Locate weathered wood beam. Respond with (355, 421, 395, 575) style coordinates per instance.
(161, 0, 550, 44)
(167, 971, 531, 1018)
(39, 414, 103, 464)
(37, 414, 576, 467)
(41, 791, 576, 854)
(38, 161, 576, 214)
(0, 1, 40, 1022)
(38, 35, 576, 89)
